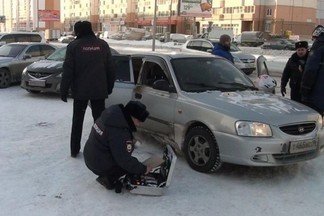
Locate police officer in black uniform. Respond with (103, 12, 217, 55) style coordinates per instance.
(83, 101, 152, 192)
(60, 21, 115, 158)
(281, 41, 309, 102)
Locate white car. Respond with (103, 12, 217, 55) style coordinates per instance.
(181, 38, 256, 75)
(107, 51, 324, 173)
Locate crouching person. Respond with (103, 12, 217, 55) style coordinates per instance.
(83, 101, 152, 193)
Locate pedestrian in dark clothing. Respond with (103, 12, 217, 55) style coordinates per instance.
(300, 25, 324, 115)
(212, 34, 234, 63)
(60, 21, 116, 158)
(83, 101, 152, 192)
(281, 41, 309, 102)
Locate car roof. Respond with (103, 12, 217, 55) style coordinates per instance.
(128, 50, 220, 60)
(4, 42, 52, 46)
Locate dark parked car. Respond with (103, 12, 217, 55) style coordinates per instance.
(21, 46, 119, 93)
(261, 38, 295, 50)
(0, 42, 56, 88)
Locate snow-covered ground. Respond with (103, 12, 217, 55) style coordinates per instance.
(1, 85, 324, 216)
(2, 40, 323, 215)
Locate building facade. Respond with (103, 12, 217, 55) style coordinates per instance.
(0, 0, 60, 33)
(199, 0, 317, 38)
(317, 0, 324, 25)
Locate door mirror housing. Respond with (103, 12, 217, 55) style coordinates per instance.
(23, 54, 32, 60)
(153, 79, 175, 92)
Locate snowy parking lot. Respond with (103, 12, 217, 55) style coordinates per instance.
(1, 43, 323, 216)
(1, 87, 324, 215)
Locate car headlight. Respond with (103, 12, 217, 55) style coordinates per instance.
(235, 121, 272, 137)
(56, 73, 62, 78)
(22, 67, 27, 75)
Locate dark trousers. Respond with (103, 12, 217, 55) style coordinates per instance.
(290, 88, 301, 103)
(302, 101, 324, 117)
(103, 166, 127, 183)
(70, 99, 105, 156)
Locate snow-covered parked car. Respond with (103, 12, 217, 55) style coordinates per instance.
(107, 51, 324, 173)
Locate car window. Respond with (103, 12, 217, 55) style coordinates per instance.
(187, 41, 202, 51)
(0, 34, 15, 43)
(25, 45, 42, 57)
(30, 35, 42, 42)
(112, 56, 131, 82)
(47, 47, 66, 61)
(0, 44, 27, 57)
(172, 57, 254, 92)
(40, 45, 56, 56)
(230, 44, 240, 52)
(201, 41, 213, 52)
(141, 61, 169, 88)
(15, 34, 30, 42)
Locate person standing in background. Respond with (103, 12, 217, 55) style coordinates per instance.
(211, 34, 234, 63)
(300, 25, 324, 115)
(281, 41, 309, 102)
(60, 21, 116, 158)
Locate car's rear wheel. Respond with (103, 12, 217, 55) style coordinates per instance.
(0, 68, 11, 88)
(184, 126, 222, 173)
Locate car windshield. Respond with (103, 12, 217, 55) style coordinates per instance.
(47, 47, 66, 61)
(172, 57, 256, 92)
(0, 44, 27, 57)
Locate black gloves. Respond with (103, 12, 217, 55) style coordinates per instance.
(281, 87, 286, 97)
(61, 94, 67, 102)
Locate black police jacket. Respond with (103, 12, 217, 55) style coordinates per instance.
(301, 35, 324, 110)
(281, 52, 308, 91)
(83, 104, 147, 175)
(61, 35, 115, 100)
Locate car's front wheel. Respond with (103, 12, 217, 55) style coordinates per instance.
(0, 68, 11, 88)
(184, 126, 222, 173)
(27, 90, 41, 94)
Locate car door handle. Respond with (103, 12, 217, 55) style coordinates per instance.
(135, 93, 142, 99)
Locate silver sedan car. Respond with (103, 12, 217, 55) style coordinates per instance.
(107, 51, 324, 173)
(0, 42, 56, 88)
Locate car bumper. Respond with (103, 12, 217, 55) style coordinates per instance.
(21, 74, 61, 93)
(213, 129, 323, 166)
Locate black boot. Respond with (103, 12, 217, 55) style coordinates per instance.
(96, 176, 115, 190)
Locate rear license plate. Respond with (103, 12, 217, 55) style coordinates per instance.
(29, 80, 45, 87)
(289, 139, 318, 153)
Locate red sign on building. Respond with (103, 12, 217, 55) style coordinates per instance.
(38, 10, 60, 21)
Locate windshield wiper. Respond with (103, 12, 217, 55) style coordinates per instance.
(184, 82, 229, 92)
(217, 82, 258, 90)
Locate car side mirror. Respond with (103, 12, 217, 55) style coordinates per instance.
(23, 54, 32, 60)
(153, 79, 173, 92)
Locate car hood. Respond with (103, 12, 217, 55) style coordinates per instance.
(0, 57, 14, 64)
(183, 90, 319, 126)
(27, 59, 63, 73)
(230, 51, 254, 60)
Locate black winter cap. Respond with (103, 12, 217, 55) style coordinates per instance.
(124, 101, 149, 122)
(295, 41, 308, 49)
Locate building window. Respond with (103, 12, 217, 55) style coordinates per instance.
(266, 8, 272, 16)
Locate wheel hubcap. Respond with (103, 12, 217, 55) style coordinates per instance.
(0, 71, 9, 87)
(188, 136, 210, 166)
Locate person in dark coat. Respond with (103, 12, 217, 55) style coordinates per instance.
(60, 21, 116, 158)
(300, 25, 324, 115)
(280, 41, 309, 102)
(83, 101, 152, 192)
(211, 34, 234, 63)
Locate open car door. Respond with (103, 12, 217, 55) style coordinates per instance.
(105, 54, 135, 107)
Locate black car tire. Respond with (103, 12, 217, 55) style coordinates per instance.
(27, 90, 41, 94)
(0, 68, 11, 88)
(184, 126, 222, 173)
